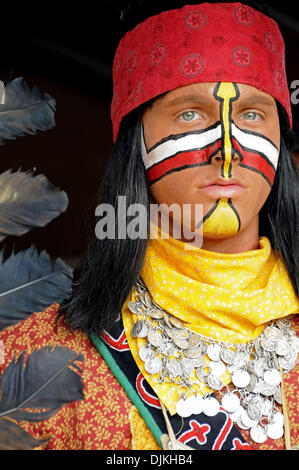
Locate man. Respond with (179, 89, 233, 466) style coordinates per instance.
(0, 1, 298, 450)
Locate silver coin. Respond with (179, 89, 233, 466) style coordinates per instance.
(260, 382, 276, 397)
(188, 333, 201, 348)
(163, 312, 173, 328)
(184, 347, 203, 359)
(202, 396, 220, 417)
(278, 355, 295, 371)
(236, 415, 250, 430)
(220, 348, 235, 365)
(276, 317, 291, 330)
(144, 356, 162, 375)
(260, 398, 273, 416)
(290, 335, 299, 353)
(207, 344, 221, 361)
(232, 370, 251, 388)
(176, 397, 193, 418)
(131, 320, 149, 338)
(261, 337, 276, 352)
(172, 337, 190, 350)
(180, 358, 195, 377)
(253, 357, 268, 377)
(169, 316, 185, 329)
(247, 401, 262, 421)
(272, 411, 284, 427)
(246, 373, 257, 393)
(241, 410, 258, 429)
(250, 425, 267, 443)
(221, 393, 240, 413)
(208, 360, 226, 377)
(147, 330, 163, 347)
(274, 386, 282, 405)
(144, 292, 155, 308)
(228, 405, 243, 422)
(275, 339, 291, 356)
(147, 308, 164, 319)
(128, 301, 143, 315)
(172, 328, 190, 341)
(196, 367, 208, 382)
(207, 374, 223, 391)
(188, 394, 203, 415)
(264, 369, 281, 386)
(164, 325, 174, 339)
(139, 345, 152, 362)
(166, 358, 182, 377)
(264, 326, 282, 341)
(266, 422, 284, 440)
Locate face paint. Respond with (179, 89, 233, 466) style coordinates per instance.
(141, 82, 280, 237)
(141, 82, 279, 186)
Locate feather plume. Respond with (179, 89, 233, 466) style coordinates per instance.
(0, 418, 47, 450)
(0, 77, 55, 144)
(0, 346, 84, 449)
(0, 245, 73, 330)
(0, 169, 69, 242)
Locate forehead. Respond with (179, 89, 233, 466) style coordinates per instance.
(153, 82, 276, 108)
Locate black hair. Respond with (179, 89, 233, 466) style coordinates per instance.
(60, 1, 299, 334)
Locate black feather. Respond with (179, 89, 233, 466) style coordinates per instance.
(0, 169, 69, 242)
(0, 77, 55, 144)
(0, 346, 84, 422)
(0, 245, 73, 330)
(0, 418, 48, 450)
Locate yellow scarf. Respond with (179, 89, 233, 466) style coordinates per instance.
(122, 230, 299, 415)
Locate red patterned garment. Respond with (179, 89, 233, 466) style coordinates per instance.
(0, 303, 298, 450)
(0, 303, 133, 450)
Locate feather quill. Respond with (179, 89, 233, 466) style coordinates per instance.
(0, 346, 84, 449)
(0, 169, 69, 242)
(0, 245, 73, 330)
(0, 77, 55, 144)
(0, 346, 84, 422)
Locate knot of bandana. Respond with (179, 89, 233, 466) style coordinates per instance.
(111, 2, 291, 141)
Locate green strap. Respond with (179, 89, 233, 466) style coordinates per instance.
(90, 332, 163, 448)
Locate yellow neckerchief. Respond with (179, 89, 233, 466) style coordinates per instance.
(122, 230, 299, 415)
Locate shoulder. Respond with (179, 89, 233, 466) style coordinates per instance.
(0, 304, 133, 449)
(0, 303, 95, 366)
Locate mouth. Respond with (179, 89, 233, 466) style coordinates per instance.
(197, 178, 245, 198)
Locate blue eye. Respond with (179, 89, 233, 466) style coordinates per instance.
(243, 111, 258, 121)
(180, 111, 199, 121)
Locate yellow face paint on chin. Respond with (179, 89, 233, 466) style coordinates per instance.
(202, 198, 240, 237)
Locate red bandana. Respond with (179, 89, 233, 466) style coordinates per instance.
(111, 2, 291, 141)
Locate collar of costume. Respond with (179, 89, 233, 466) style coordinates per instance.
(122, 228, 299, 414)
(111, 2, 291, 141)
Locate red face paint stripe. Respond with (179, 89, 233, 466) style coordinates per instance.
(147, 140, 222, 184)
(238, 148, 276, 185)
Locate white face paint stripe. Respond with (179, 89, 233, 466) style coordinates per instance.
(141, 124, 222, 170)
(231, 124, 279, 169)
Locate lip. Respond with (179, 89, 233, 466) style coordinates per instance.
(198, 178, 245, 198)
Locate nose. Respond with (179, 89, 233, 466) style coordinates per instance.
(211, 149, 241, 169)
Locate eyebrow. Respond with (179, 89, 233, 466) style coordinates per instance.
(235, 95, 275, 107)
(159, 94, 213, 107)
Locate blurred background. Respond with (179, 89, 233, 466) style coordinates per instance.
(0, 1, 298, 266)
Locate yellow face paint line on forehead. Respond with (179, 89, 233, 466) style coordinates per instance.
(213, 82, 240, 180)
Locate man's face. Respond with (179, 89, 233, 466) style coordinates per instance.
(142, 82, 280, 242)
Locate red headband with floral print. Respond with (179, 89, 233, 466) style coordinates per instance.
(111, 2, 291, 141)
